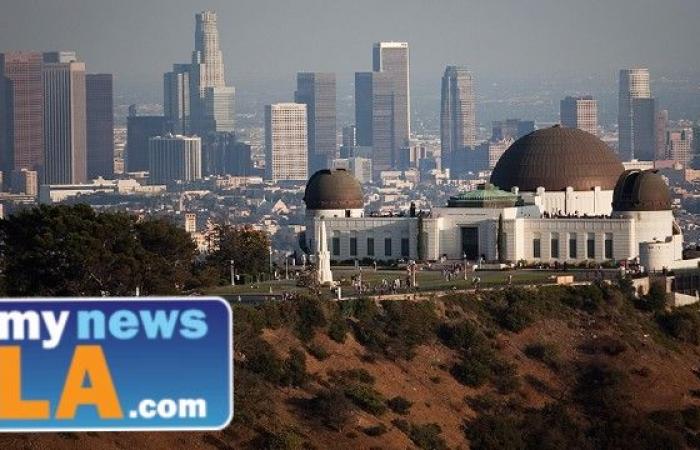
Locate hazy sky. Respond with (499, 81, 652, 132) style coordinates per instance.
(1, 0, 699, 87)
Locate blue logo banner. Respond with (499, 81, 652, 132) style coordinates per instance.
(0, 297, 232, 431)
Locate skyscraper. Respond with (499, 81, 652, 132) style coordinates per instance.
(85, 73, 114, 179)
(373, 42, 410, 155)
(0, 52, 44, 176)
(665, 128, 693, 165)
(265, 103, 308, 182)
(441, 66, 476, 172)
(492, 119, 534, 141)
(189, 11, 234, 134)
(126, 112, 165, 173)
(655, 109, 669, 160)
(618, 68, 651, 160)
(42, 52, 87, 184)
(631, 97, 656, 161)
(560, 95, 597, 136)
(295, 72, 337, 173)
(148, 134, 202, 184)
(355, 71, 394, 176)
(164, 64, 191, 134)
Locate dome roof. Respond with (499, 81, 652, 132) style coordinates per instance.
(304, 169, 364, 210)
(490, 126, 624, 191)
(612, 169, 672, 211)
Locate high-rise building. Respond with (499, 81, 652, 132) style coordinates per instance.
(295, 72, 336, 173)
(355, 71, 394, 176)
(631, 98, 656, 161)
(492, 119, 534, 141)
(655, 109, 669, 160)
(201, 133, 252, 176)
(126, 113, 165, 172)
(560, 95, 597, 136)
(86, 73, 114, 179)
(373, 42, 410, 157)
(0, 52, 44, 176)
(441, 66, 476, 172)
(42, 53, 87, 184)
(665, 128, 693, 165)
(265, 103, 308, 181)
(618, 68, 651, 160)
(164, 64, 191, 134)
(189, 11, 234, 134)
(9, 168, 38, 196)
(342, 125, 357, 148)
(148, 134, 202, 184)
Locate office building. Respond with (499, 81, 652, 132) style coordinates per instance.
(441, 66, 476, 171)
(618, 68, 651, 160)
(355, 71, 394, 176)
(201, 133, 252, 176)
(126, 113, 166, 172)
(492, 119, 535, 141)
(655, 109, 668, 160)
(164, 64, 191, 134)
(0, 52, 44, 175)
(373, 42, 410, 154)
(665, 128, 693, 165)
(295, 72, 336, 172)
(265, 103, 308, 181)
(189, 11, 234, 134)
(42, 53, 87, 184)
(86, 73, 114, 179)
(10, 168, 38, 196)
(631, 97, 656, 161)
(148, 134, 202, 184)
(560, 96, 597, 135)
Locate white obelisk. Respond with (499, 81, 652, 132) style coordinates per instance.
(316, 219, 333, 285)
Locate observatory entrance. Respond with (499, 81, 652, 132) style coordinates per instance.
(461, 227, 479, 261)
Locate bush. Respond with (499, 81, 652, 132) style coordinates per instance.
(306, 342, 329, 360)
(490, 360, 520, 394)
(343, 383, 387, 416)
(635, 281, 668, 311)
(282, 348, 308, 387)
(328, 312, 349, 343)
(363, 423, 388, 436)
(294, 296, 327, 342)
(465, 414, 524, 450)
(408, 423, 448, 450)
(387, 396, 413, 415)
(578, 336, 627, 356)
(562, 284, 605, 313)
(259, 427, 304, 450)
(246, 339, 286, 384)
(486, 288, 539, 332)
(391, 418, 410, 433)
(310, 387, 353, 431)
(657, 308, 700, 344)
(451, 357, 491, 387)
(524, 342, 561, 371)
(330, 368, 375, 385)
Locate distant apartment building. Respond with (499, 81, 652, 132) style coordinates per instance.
(42, 52, 87, 184)
(441, 66, 476, 172)
(148, 134, 202, 184)
(618, 68, 651, 160)
(0, 52, 45, 176)
(264, 103, 308, 181)
(86, 73, 114, 179)
(295, 72, 336, 173)
(560, 95, 597, 136)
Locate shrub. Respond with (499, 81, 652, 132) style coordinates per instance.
(363, 424, 388, 437)
(562, 284, 605, 313)
(391, 418, 410, 433)
(387, 396, 413, 415)
(682, 406, 700, 431)
(282, 348, 308, 387)
(451, 357, 491, 387)
(657, 308, 700, 344)
(523, 342, 560, 371)
(343, 383, 387, 416)
(246, 339, 285, 384)
(578, 336, 627, 356)
(294, 296, 327, 342)
(635, 281, 668, 311)
(489, 288, 538, 332)
(330, 368, 375, 385)
(438, 320, 485, 351)
(306, 342, 329, 360)
(328, 312, 349, 343)
(490, 360, 520, 394)
(465, 414, 524, 450)
(408, 423, 448, 450)
(259, 427, 304, 450)
(310, 387, 353, 431)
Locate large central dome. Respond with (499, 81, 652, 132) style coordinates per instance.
(490, 126, 625, 192)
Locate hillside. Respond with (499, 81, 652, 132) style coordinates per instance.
(4, 281, 700, 449)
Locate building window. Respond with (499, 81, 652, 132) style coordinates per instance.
(350, 237, 357, 256)
(367, 238, 374, 256)
(569, 234, 577, 259)
(401, 238, 410, 257)
(587, 233, 595, 259)
(345, 210, 351, 217)
(533, 236, 541, 258)
(332, 237, 340, 256)
(551, 233, 559, 259)
(605, 233, 613, 259)
(384, 238, 392, 257)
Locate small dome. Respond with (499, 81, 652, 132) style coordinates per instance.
(304, 169, 364, 210)
(490, 126, 625, 191)
(612, 169, 672, 211)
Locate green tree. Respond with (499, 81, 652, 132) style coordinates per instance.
(206, 224, 270, 283)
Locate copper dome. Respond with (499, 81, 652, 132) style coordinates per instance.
(612, 169, 672, 211)
(490, 126, 625, 191)
(304, 169, 364, 210)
